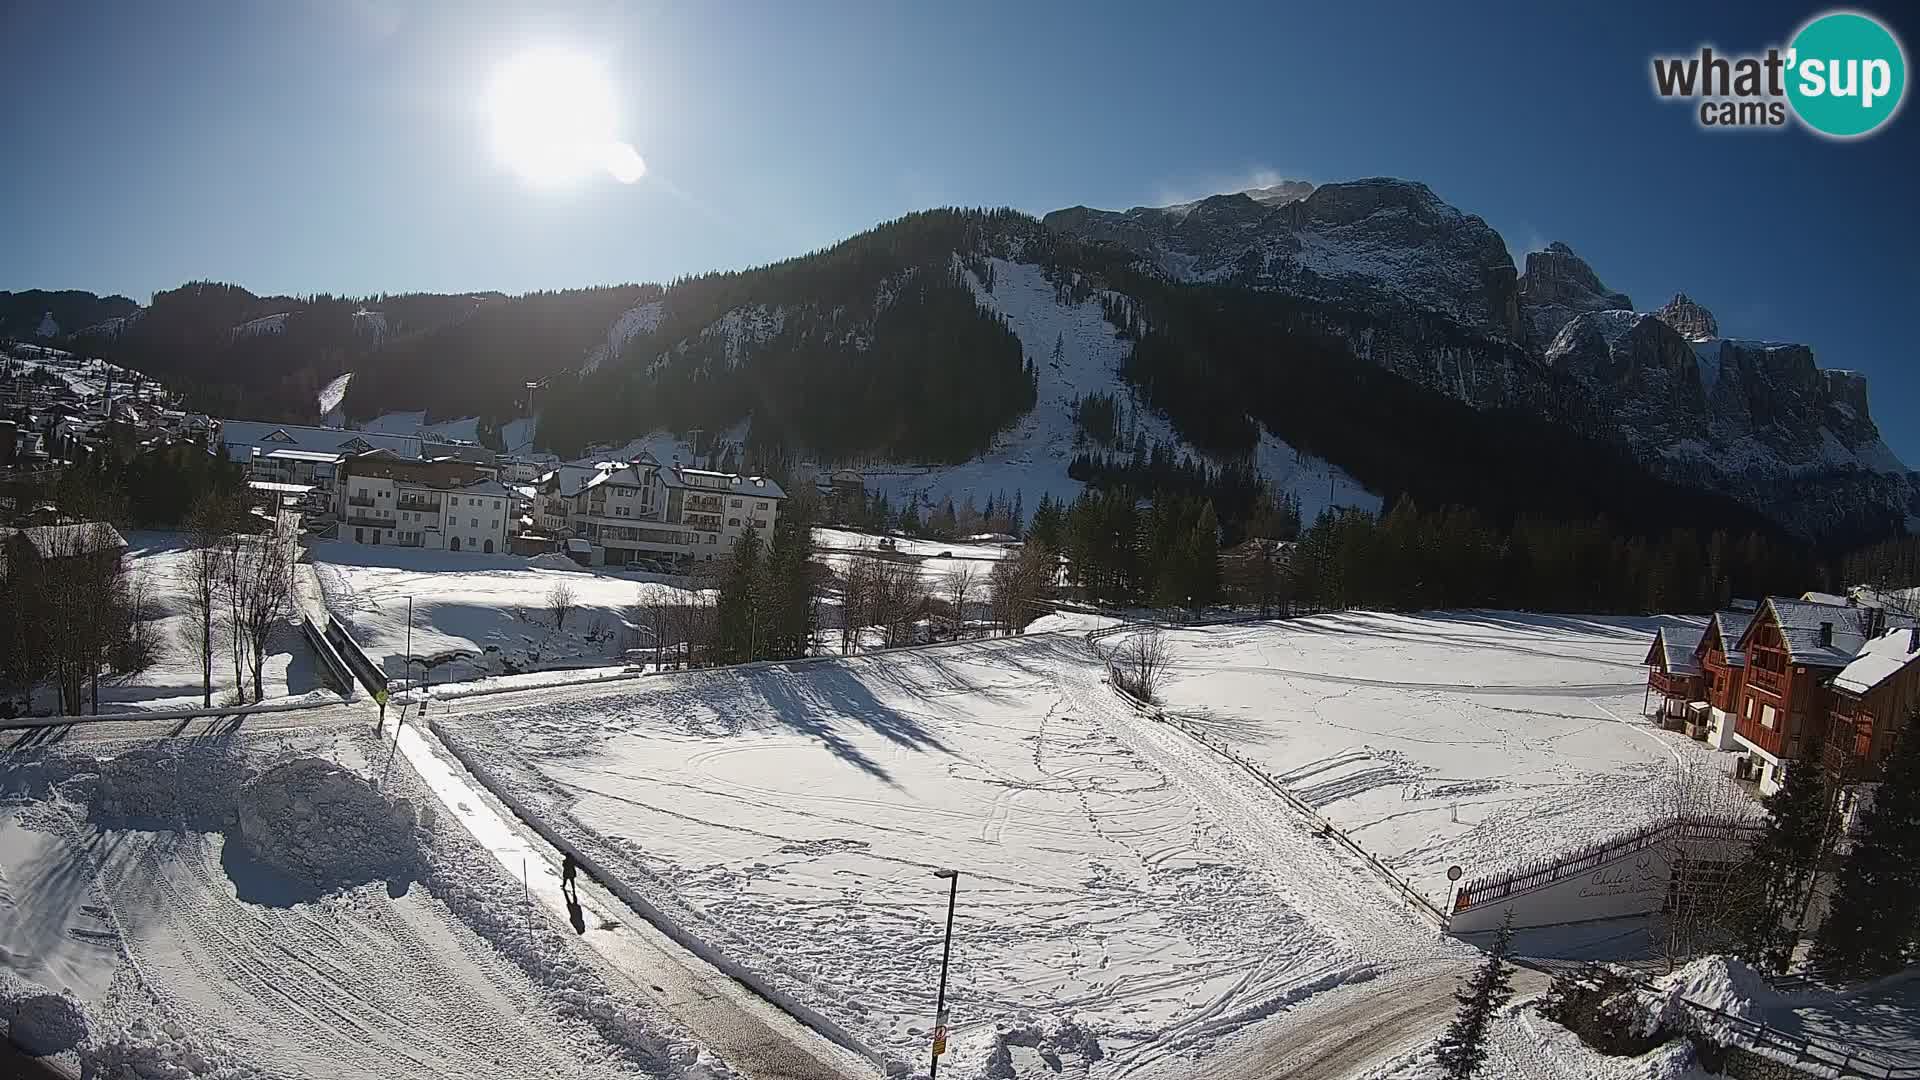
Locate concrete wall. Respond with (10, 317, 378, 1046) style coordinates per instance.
(1449, 829, 1748, 934)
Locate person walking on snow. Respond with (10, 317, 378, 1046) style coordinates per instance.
(561, 853, 578, 895)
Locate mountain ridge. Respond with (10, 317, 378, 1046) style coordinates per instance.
(7, 179, 1912, 545)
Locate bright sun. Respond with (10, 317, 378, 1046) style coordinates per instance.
(487, 48, 645, 186)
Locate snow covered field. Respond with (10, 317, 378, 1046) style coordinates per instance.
(813, 527, 1013, 589)
(0, 728, 721, 1079)
(1145, 612, 1743, 902)
(309, 540, 705, 682)
(434, 632, 1451, 1078)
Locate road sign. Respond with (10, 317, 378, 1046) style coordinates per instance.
(931, 1026, 947, 1056)
(1447, 865, 1463, 882)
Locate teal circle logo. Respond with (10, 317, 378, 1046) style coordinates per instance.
(1787, 11, 1907, 137)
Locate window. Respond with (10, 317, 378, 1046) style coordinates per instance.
(729, 517, 740, 527)
(1761, 704, 1778, 729)
(470, 518, 479, 528)
(493, 500, 501, 509)
(757, 501, 767, 509)
(731, 498, 742, 507)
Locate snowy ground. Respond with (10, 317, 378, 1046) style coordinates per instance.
(362, 410, 483, 443)
(308, 540, 706, 682)
(19, 532, 323, 715)
(434, 632, 1457, 1078)
(1143, 611, 1746, 902)
(813, 528, 1013, 589)
(0, 727, 723, 1079)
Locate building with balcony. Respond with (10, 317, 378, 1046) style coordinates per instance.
(532, 452, 786, 567)
(1823, 624, 1920, 786)
(1643, 626, 1705, 727)
(1725, 598, 1917, 795)
(335, 450, 511, 553)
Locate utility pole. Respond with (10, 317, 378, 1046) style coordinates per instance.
(929, 868, 959, 1077)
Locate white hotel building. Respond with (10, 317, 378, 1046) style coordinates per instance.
(535, 452, 785, 566)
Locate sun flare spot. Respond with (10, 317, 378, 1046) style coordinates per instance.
(487, 48, 645, 186)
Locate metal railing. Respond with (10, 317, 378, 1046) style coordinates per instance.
(1453, 816, 1762, 911)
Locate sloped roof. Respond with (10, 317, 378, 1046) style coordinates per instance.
(218, 420, 422, 462)
(1647, 626, 1705, 676)
(1706, 607, 1757, 667)
(15, 522, 128, 559)
(660, 466, 788, 499)
(1746, 597, 1920, 668)
(1832, 626, 1920, 696)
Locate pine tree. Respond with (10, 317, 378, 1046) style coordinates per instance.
(1814, 709, 1920, 976)
(1734, 760, 1835, 973)
(716, 528, 763, 662)
(899, 500, 923, 536)
(1434, 914, 1516, 1078)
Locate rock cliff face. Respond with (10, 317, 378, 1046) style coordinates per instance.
(1048, 181, 1913, 540)
(1516, 242, 1633, 351)
(1545, 303, 1915, 538)
(1045, 178, 1523, 340)
(1655, 293, 1720, 341)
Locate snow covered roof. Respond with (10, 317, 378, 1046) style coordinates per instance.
(13, 522, 128, 559)
(538, 462, 625, 497)
(660, 466, 787, 499)
(1831, 626, 1920, 696)
(1706, 608, 1757, 667)
(1646, 627, 1705, 676)
(219, 420, 422, 462)
(1802, 591, 1849, 607)
(1748, 598, 1919, 668)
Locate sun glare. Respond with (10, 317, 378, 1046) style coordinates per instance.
(487, 48, 645, 186)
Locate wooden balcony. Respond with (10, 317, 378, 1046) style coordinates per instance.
(1648, 670, 1702, 698)
(1747, 666, 1786, 695)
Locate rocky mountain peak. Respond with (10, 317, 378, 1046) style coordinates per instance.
(1655, 293, 1720, 341)
(1242, 180, 1315, 207)
(1516, 241, 1633, 350)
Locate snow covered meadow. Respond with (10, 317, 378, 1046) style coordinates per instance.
(433, 631, 1458, 1078)
(0, 727, 723, 1079)
(309, 540, 706, 683)
(1144, 612, 1744, 902)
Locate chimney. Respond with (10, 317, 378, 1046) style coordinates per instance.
(1867, 606, 1887, 640)
(1819, 622, 1834, 648)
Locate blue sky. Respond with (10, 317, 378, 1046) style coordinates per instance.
(2, 1, 1916, 462)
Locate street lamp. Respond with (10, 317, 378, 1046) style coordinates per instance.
(929, 868, 959, 1078)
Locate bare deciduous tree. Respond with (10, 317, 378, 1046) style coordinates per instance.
(839, 556, 877, 654)
(1114, 627, 1171, 703)
(1648, 762, 1767, 971)
(941, 564, 979, 640)
(988, 545, 1055, 635)
(863, 558, 927, 649)
(548, 580, 579, 630)
(178, 493, 234, 707)
(230, 521, 299, 703)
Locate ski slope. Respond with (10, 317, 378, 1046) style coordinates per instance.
(434, 632, 1458, 1078)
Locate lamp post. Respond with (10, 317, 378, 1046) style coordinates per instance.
(929, 868, 959, 1078)
(406, 595, 413, 677)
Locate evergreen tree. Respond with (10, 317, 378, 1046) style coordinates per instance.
(1028, 494, 1062, 552)
(756, 502, 817, 660)
(1814, 709, 1920, 975)
(898, 499, 923, 536)
(1434, 914, 1516, 1079)
(1010, 489, 1025, 538)
(1734, 761, 1835, 973)
(715, 528, 763, 662)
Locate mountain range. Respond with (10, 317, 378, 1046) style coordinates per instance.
(5, 176, 1913, 547)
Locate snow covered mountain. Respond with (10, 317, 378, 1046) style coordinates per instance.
(1043, 183, 1914, 540)
(1046, 177, 1521, 338)
(1546, 297, 1917, 538)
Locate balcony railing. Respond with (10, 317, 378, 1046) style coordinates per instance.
(684, 495, 723, 513)
(684, 512, 721, 530)
(346, 495, 376, 508)
(397, 498, 441, 513)
(343, 514, 389, 528)
(1649, 670, 1702, 698)
(1749, 666, 1786, 694)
